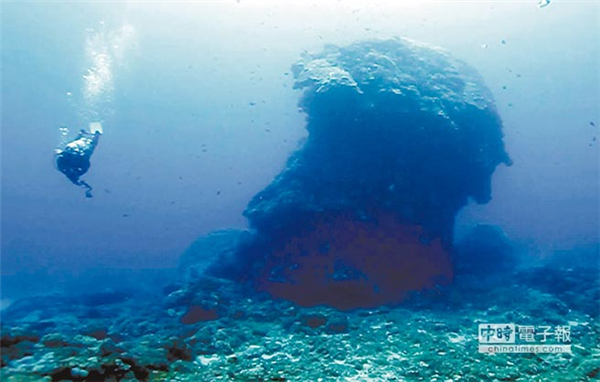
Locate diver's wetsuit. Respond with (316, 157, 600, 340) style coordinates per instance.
(55, 129, 101, 198)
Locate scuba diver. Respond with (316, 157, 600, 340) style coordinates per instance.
(54, 123, 102, 198)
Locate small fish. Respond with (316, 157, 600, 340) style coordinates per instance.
(591, 121, 596, 127)
(538, 0, 550, 8)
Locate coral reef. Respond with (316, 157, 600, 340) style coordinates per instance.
(1, 257, 599, 381)
(209, 38, 511, 308)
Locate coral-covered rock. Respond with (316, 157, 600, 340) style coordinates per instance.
(179, 230, 249, 281)
(206, 38, 510, 309)
(453, 224, 516, 276)
(245, 38, 511, 239)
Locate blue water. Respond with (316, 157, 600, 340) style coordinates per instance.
(2, 1, 598, 295)
(0, 2, 599, 380)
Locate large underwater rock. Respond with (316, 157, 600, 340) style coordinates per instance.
(453, 224, 517, 277)
(178, 230, 249, 282)
(207, 38, 511, 310)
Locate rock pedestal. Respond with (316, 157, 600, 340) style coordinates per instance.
(208, 39, 511, 309)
